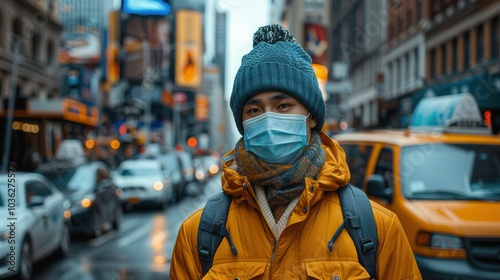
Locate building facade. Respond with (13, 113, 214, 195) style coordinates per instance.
(424, 0, 500, 134)
(0, 0, 65, 170)
(383, 0, 429, 128)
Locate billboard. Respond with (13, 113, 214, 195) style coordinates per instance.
(304, 23, 329, 65)
(175, 10, 203, 88)
(122, 16, 171, 82)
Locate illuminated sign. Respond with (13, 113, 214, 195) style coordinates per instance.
(175, 10, 203, 88)
(62, 98, 99, 126)
(122, 0, 171, 16)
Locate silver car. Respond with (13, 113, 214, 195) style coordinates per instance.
(113, 159, 174, 211)
(0, 172, 71, 280)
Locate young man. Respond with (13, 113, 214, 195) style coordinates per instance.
(170, 24, 421, 279)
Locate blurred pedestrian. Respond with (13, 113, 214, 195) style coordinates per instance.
(22, 147, 43, 171)
(170, 24, 421, 279)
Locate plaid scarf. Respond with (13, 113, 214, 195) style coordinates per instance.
(235, 131, 326, 221)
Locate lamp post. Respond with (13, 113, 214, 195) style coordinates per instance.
(1, 40, 21, 172)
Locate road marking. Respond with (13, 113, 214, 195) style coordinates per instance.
(117, 224, 151, 247)
(151, 231, 167, 246)
(87, 217, 141, 247)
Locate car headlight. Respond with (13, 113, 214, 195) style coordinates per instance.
(195, 170, 205, 180)
(153, 181, 163, 191)
(81, 198, 92, 208)
(209, 164, 219, 175)
(417, 232, 463, 249)
(116, 188, 123, 196)
(72, 194, 95, 209)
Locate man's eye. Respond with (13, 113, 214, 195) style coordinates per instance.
(247, 108, 260, 114)
(278, 104, 290, 109)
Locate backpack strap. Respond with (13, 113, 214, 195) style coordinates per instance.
(330, 184, 378, 279)
(198, 192, 238, 277)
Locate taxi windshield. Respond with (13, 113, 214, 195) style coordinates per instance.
(401, 144, 500, 201)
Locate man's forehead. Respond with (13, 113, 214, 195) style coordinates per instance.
(244, 92, 293, 105)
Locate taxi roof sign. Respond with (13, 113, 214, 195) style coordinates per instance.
(410, 93, 488, 134)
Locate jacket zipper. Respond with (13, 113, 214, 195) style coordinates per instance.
(270, 238, 277, 276)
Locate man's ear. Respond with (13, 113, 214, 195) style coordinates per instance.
(310, 118, 317, 128)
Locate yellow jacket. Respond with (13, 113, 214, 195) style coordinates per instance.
(170, 132, 422, 280)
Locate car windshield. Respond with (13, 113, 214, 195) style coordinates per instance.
(119, 168, 158, 177)
(401, 144, 500, 201)
(158, 155, 181, 172)
(44, 165, 95, 194)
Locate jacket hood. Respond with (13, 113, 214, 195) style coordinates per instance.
(221, 131, 351, 206)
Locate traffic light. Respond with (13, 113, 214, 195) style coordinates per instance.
(195, 94, 209, 121)
(187, 136, 197, 148)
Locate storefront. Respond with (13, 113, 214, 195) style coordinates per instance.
(0, 98, 99, 171)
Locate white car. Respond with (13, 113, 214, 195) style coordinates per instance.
(113, 159, 174, 210)
(0, 172, 70, 280)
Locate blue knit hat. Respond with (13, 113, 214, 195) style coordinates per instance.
(230, 24, 325, 135)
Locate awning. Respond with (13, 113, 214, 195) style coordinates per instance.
(24, 98, 99, 126)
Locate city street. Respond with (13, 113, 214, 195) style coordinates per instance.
(29, 176, 221, 280)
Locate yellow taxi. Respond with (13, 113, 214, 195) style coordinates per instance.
(335, 93, 500, 279)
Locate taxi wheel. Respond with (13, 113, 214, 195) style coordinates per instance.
(56, 223, 71, 258)
(19, 238, 33, 280)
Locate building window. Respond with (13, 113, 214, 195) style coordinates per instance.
(398, 15, 403, 35)
(405, 53, 410, 86)
(388, 64, 392, 93)
(492, 16, 499, 59)
(31, 34, 40, 60)
(46, 40, 54, 66)
(430, 49, 436, 78)
(441, 44, 447, 75)
(407, 6, 413, 29)
(414, 48, 419, 81)
(464, 31, 470, 69)
(12, 18, 23, 52)
(417, 0, 422, 22)
(395, 59, 399, 90)
(452, 37, 457, 73)
(477, 24, 483, 63)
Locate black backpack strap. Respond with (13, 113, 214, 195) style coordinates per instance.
(330, 184, 378, 279)
(198, 192, 238, 277)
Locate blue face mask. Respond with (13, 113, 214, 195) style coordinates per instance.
(243, 112, 310, 164)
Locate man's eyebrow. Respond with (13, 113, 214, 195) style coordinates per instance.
(244, 98, 262, 106)
(270, 93, 291, 101)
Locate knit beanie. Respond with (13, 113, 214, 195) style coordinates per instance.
(230, 24, 325, 135)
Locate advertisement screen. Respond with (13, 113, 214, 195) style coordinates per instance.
(122, 0, 171, 16)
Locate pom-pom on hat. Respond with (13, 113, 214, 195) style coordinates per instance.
(230, 24, 325, 135)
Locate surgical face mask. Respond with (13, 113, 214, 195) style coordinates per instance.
(243, 112, 310, 164)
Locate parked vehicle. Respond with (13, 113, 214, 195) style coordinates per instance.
(37, 161, 122, 238)
(0, 172, 71, 280)
(157, 153, 186, 202)
(193, 154, 221, 183)
(175, 150, 198, 196)
(113, 159, 174, 210)
(334, 93, 500, 279)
